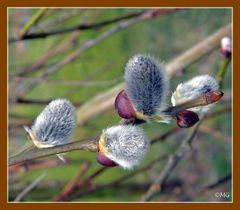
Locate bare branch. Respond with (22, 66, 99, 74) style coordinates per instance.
(12, 9, 180, 99)
(13, 171, 47, 202)
(54, 161, 90, 201)
(19, 8, 48, 38)
(141, 121, 201, 201)
(9, 10, 146, 42)
(8, 138, 98, 166)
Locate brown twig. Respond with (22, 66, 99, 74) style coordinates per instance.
(12, 9, 180, 99)
(9, 158, 70, 173)
(14, 98, 82, 106)
(9, 10, 146, 42)
(12, 31, 81, 77)
(8, 138, 98, 166)
(141, 121, 201, 201)
(53, 161, 90, 201)
(13, 171, 47, 202)
(60, 154, 169, 201)
(196, 173, 231, 196)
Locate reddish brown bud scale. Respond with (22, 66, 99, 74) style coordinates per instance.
(115, 90, 136, 119)
(96, 151, 118, 167)
(176, 110, 199, 128)
(204, 90, 224, 104)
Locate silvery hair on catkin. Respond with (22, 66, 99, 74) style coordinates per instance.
(102, 125, 149, 169)
(31, 98, 76, 146)
(171, 74, 219, 113)
(124, 54, 169, 115)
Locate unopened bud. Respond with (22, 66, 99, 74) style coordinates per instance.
(221, 36, 232, 58)
(176, 110, 199, 128)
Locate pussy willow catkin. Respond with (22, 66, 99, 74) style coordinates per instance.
(97, 125, 149, 169)
(24, 98, 76, 148)
(124, 54, 169, 116)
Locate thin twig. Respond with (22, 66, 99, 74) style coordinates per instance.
(8, 138, 98, 166)
(14, 171, 47, 202)
(53, 161, 90, 201)
(14, 98, 82, 106)
(9, 10, 147, 42)
(196, 173, 231, 196)
(141, 121, 201, 201)
(12, 31, 81, 77)
(12, 77, 121, 87)
(12, 9, 179, 99)
(60, 154, 168, 201)
(19, 8, 48, 38)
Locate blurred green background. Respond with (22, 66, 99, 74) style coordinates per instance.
(8, 8, 232, 202)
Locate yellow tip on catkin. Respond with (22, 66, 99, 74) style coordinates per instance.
(98, 135, 108, 155)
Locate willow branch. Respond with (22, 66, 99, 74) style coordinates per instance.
(19, 8, 48, 38)
(9, 10, 145, 42)
(8, 138, 98, 166)
(141, 121, 201, 201)
(58, 154, 169, 201)
(14, 171, 47, 202)
(12, 9, 179, 99)
(13, 31, 81, 77)
(53, 161, 90, 201)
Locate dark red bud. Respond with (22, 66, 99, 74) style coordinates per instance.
(115, 90, 136, 119)
(220, 49, 232, 58)
(205, 90, 224, 104)
(176, 110, 199, 128)
(96, 151, 117, 167)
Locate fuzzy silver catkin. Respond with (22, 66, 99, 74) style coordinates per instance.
(102, 125, 149, 170)
(124, 54, 169, 115)
(31, 98, 76, 147)
(171, 74, 219, 113)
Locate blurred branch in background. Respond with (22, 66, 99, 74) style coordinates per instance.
(53, 161, 89, 201)
(13, 171, 47, 202)
(9, 10, 146, 42)
(19, 8, 48, 39)
(10, 9, 180, 101)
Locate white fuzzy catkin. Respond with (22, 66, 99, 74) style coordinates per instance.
(124, 54, 169, 115)
(171, 75, 219, 113)
(27, 98, 76, 148)
(101, 125, 149, 170)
